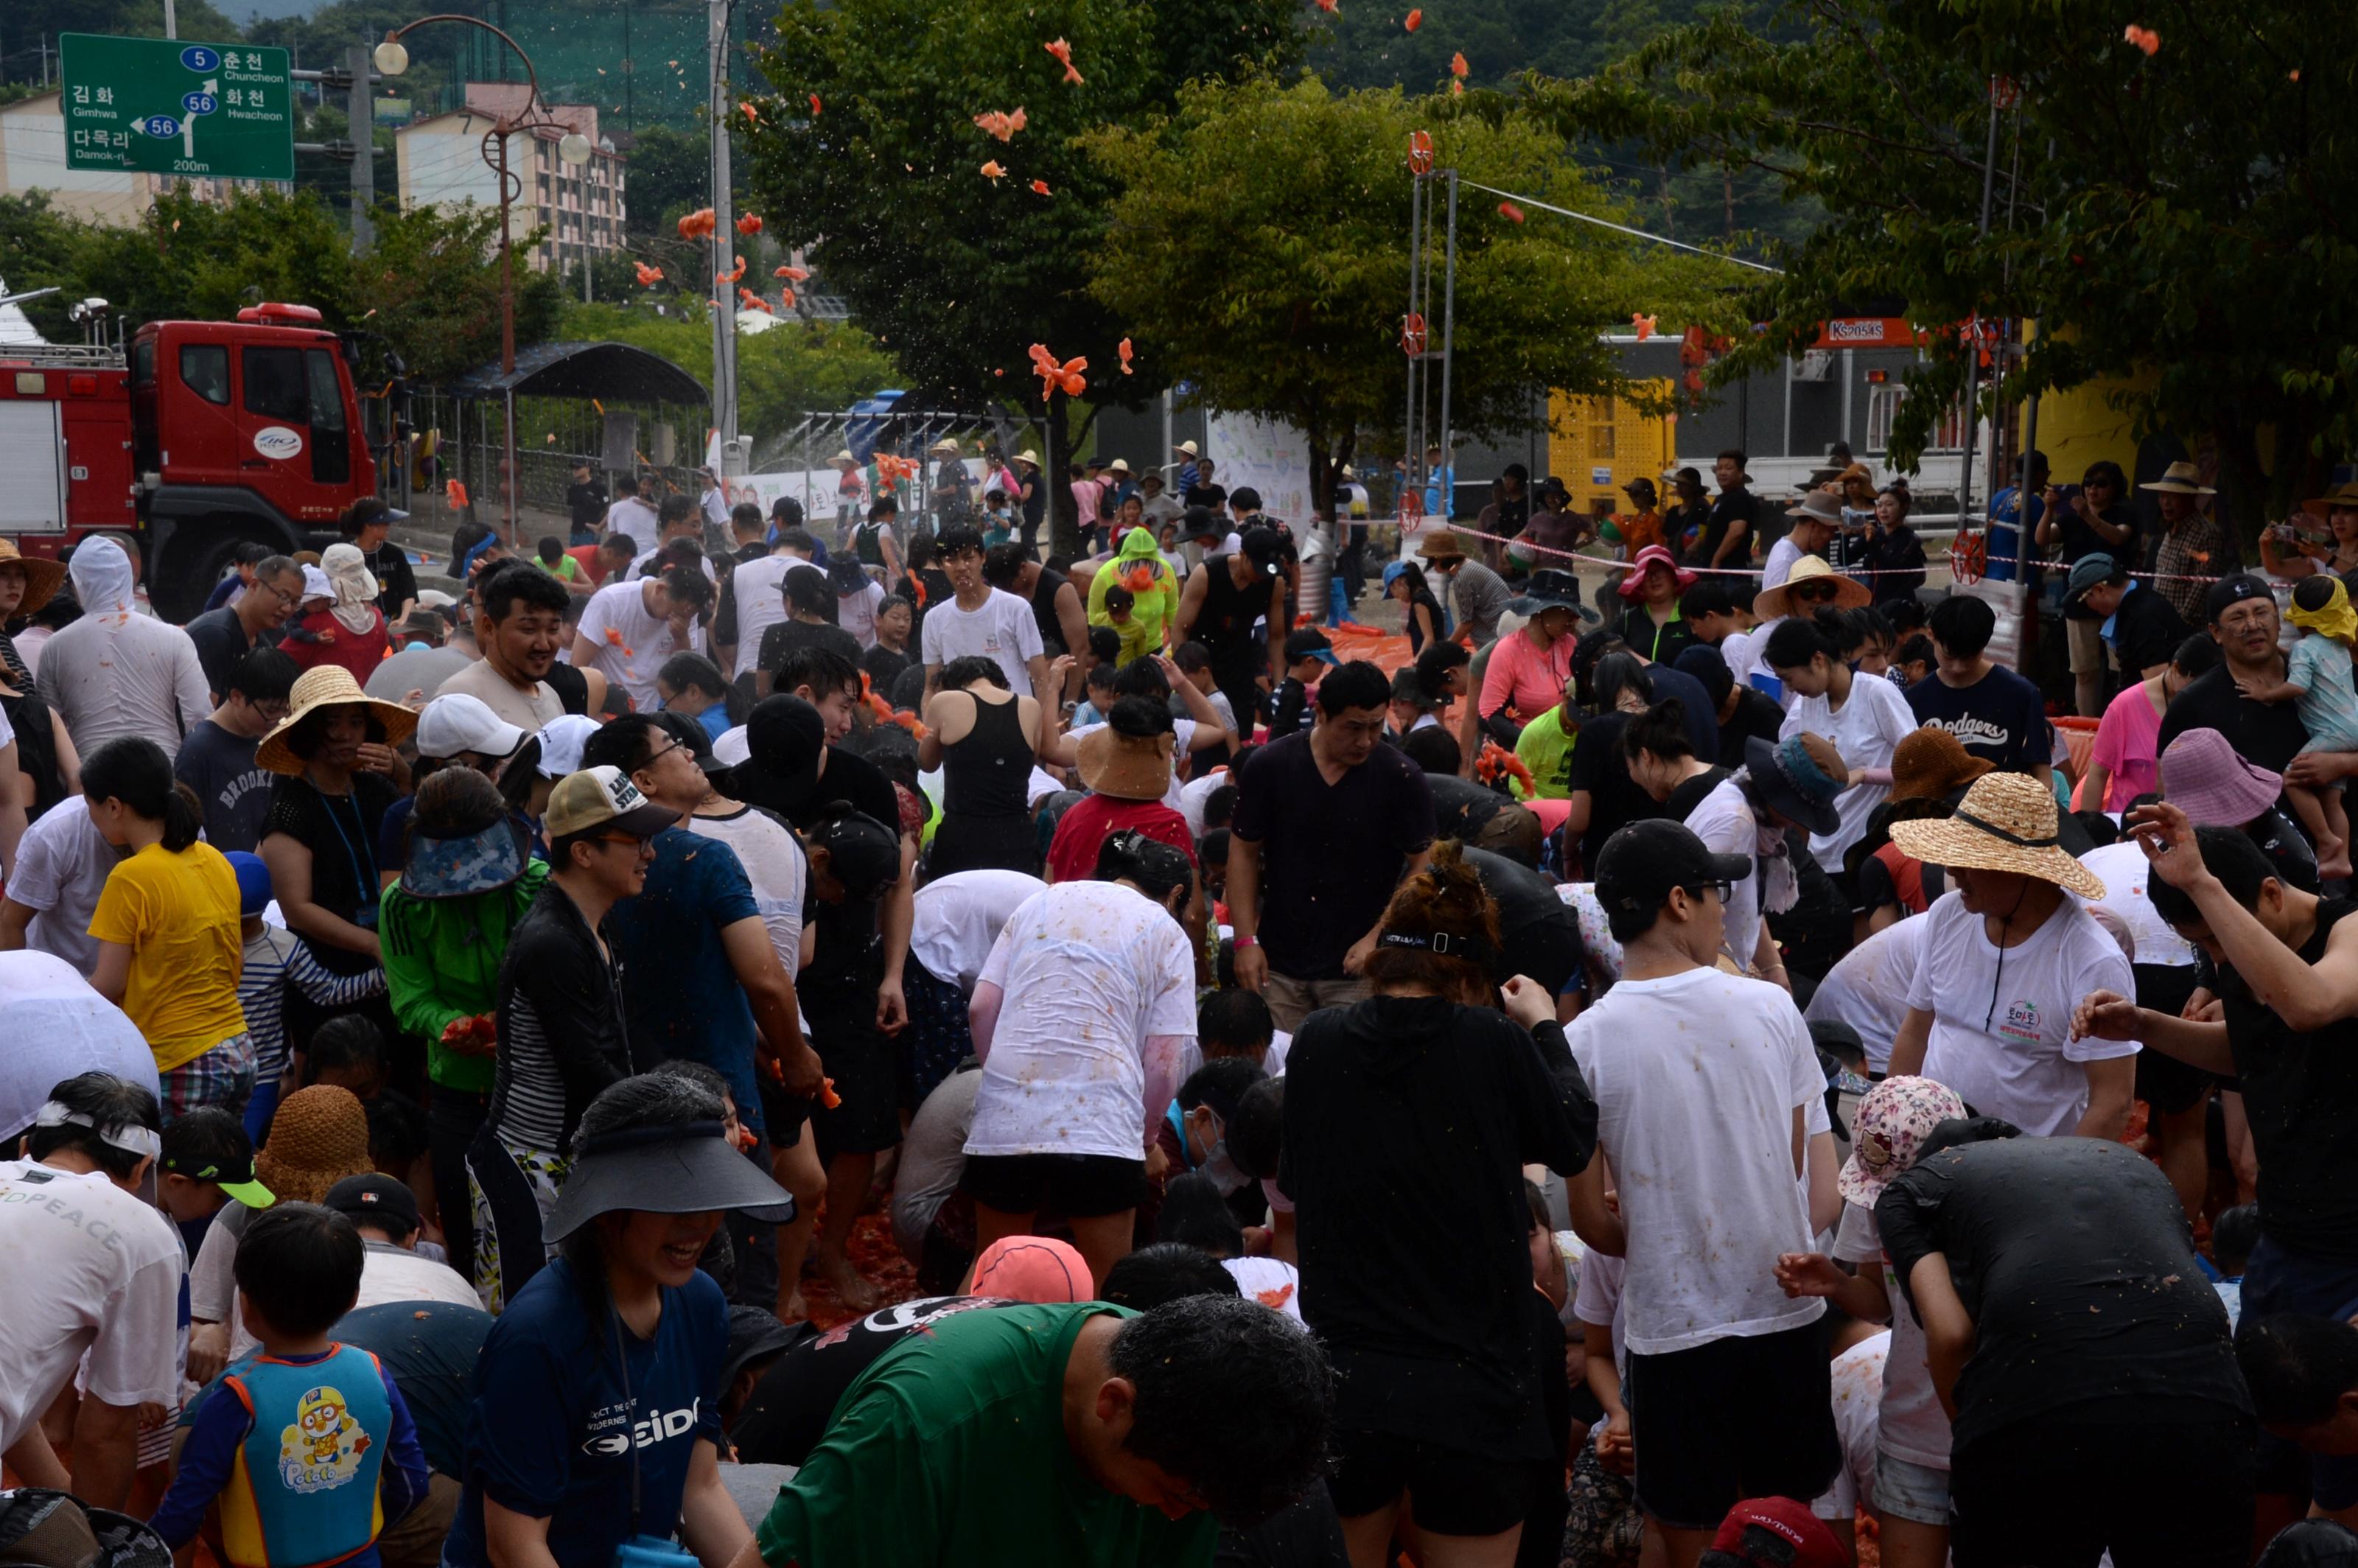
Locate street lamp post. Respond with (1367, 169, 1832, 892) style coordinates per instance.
(374, 15, 590, 542)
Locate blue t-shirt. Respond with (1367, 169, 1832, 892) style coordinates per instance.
(605, 826, 768, 1130)
(694, 706, 732, 746)
(1904, 662, 2051, 774)
(337, 1299, 494, 1479)
(446, 1260, 728, 1568)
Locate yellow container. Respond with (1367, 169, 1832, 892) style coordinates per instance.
(1549, 382, 1675, 519)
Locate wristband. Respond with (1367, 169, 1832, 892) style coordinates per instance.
(1233, 934, 1259, 950)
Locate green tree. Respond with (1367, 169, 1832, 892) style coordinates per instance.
(738, 0, 1302, 547)
(1086, 77, 1732, 514)
(0, 194, 88, 343)
(356, 199, 569, 381)
(616, 122, 708, 237)
(1530, 0, 2358, 520)
(556, 299, 900, 435)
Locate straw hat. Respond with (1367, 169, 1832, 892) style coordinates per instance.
(1888, 772, 2105, 898)
(2140, 461, 2216, 497)
(255, 665, 420, 775)
(0, 539, 67, 616)
(1888, 728, 1994, 802)
(2302, 480, 2358, 519)
(1076, 724, 1175, 802)
(1415, 530, 1469, 562)
(253, 1085, 376, 1205)
(832, 449, 857, 465)
(1013, 449, 1041, 468)
(928, 437, 962, 455)
(1175, 440, 1202, 458)
(1753, 555, 1872, 620)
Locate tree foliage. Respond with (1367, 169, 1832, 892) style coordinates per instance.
(556, 301, 900, 437)
(3, 186, 567, 384)
(1087, 77, 1734, 513)
(616, 123, 708, 237)
(1530, 0, 2358, 517)
(738, 0, 1299, 419)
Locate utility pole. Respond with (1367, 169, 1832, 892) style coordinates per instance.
(707, 0, 741, 477)
(163, 0, 177, 39)
(346, 43, 374, 251)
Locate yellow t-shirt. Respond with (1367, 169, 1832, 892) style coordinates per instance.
(87, 841, 249, 1072)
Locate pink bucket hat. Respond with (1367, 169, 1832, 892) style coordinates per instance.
(968, 1236, 1092, 1303)
(1838, 1075, 1968, 1205)
(2160, 727, 2284, 828)
(1617, 543, 1697, 599)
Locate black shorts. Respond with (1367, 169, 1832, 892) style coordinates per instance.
(2130, 963, 2214, 1116)
(806, 1000, 901, 1159)
(755, 1074, 811, 1149)
(1326, 1426, 1532, 1538)
(960, 1152, 1145, 1218)
(1951, 1409, 2253, 1568)
(1626, 1323, 1840, 1530)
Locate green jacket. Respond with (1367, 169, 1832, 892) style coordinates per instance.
(379, 859, 551, 1092)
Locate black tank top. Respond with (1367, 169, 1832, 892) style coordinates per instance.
(1197, 556, 1267, 662)
(942, 691, 1032, 817)
(1031, 567, 1068, 656)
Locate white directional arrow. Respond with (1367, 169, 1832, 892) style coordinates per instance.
(183, 79, 216, 160)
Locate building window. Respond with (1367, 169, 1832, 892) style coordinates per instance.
(1865, 382, 1964, 453)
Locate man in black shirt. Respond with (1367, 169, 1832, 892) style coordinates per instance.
(2065, 553, 2189, 683)
(1673, 645, 1783, 766)
(343, 497, 419, 625)
(2077, 811, 2358, 1521)
(183, 554, 301, 702)
(1690, 451, 1760, 573)
(2038, 461, 2137, 716)
(1905, 594, 2053, 789)
(1228, 660, 1436, 1033)
(566, 463, 609, 545)
(2158, 573, 2312, 777)
(1877, 1121, 2252, 1568)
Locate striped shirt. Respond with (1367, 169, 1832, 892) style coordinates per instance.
(489, 882, 633, 1152)
(239, 923, 386, 1085)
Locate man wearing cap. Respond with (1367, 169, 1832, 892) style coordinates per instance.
(1418, 531, 1513, 645)
(343, 496, 419, 624)
(439, 561, 573, 733)
(1886, 772, 2138, 1139)
(186, 553, 302, 704)
(0, 1071, 181, 1508)
(2064, 553, 2190, 684)
(1873, 1119, 2252, 1567)
(581, 717, 825, 1304)
(2157, 573, 2312, 777)
(1230, 660, 1436, 1032)
(1172, 525, 1290, 740)
(323, 1172, 481, 1312)
(1566, 819, 1841, 1555)
(174, 646, 298, 854)
(1174, 438, 1204, 500)
(466, 766, 676, 1313)
(1767, 492, 1841, 589)
(2142, 460, 2236, 626)
(2082, 808, 2358, 1525)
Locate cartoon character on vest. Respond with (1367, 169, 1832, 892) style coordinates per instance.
(279, 1385, 372, 1491)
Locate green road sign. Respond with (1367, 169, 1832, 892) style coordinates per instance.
(60, 34, 294, 182)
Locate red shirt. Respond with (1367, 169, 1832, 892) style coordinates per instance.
(281, 607, 391, 687)
(567, 544, 609, 587)
(1045, 794, 1194, 885)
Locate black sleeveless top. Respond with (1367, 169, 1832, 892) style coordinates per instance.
(1031, 564, 1070, 657)
(1197, 556, 1270, 665)
(942, 692, 1032, 818)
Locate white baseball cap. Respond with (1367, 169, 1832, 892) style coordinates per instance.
(534, 714, 603, 779)
(415, 693, 527, 761)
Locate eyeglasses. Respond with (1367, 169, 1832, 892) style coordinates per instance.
(592, 831, 648, 848)
(644, 739, 688, 769)
(1686, 880, 1734, 904)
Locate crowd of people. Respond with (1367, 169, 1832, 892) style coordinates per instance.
(5, 441, 2358, 1568)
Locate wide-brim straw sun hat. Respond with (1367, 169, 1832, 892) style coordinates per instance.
(255, 665, 420, 775)
(1752, 554, 1872, 620)
(1889, 771, 2106, 900)
(0, 539, 68, 616)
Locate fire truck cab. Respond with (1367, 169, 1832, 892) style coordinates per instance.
(0, 302, 379, 621)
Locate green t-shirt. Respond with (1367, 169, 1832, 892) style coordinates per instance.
(755, 1303, 1218, 1568)
(1515, 705, 1578, 800)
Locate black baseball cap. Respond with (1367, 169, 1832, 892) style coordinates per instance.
(1237, 526, 1284, 579)
(811, 805, 903, 900)
(323, 1173, 421, 1236)
(1284, 628, 1337, 665)
(2204, 572, 2275, 625)
(161, 1148, 273, 1207)
(1595, 819, 1752, 923)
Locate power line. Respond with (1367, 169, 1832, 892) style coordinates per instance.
(1453, 176, 1784, 275)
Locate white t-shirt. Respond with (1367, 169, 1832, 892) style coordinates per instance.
(1833, 1203, 1949, 1468)
(222, 1238, 483, 1363)
(1224, 1256, 1304, 1323)
(1569, 965, 1826, 1354)
(2077, 840, 2197, 969)
(838, 579, 886, 651)
(1805, 915, 1929, 1074)
(1780, 672, 1917, 864)
(1763, 536, 1808, 589)
(1903, 889, 2139, 1138)
(0, 953, 161, 1142)
(920, 588, 1043, 699)
(606, 496, 662, 556)
(1178, 769, 1229, 839)
(1812, 1328, 1892, 1520)
(7, 804, 128, 974)
(725, 556, 824, 680)
(0, 1159, 183, 1452)
(1570, 1245, 1629, 1385)
(576, 578, 694, 713)
(909, 870, 1047, 993)
(1681, 776, 1766, 973)
(685, 807, 811, 979)
(964, 881, 1197, 1161)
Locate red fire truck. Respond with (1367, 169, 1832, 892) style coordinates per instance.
(0, 301, 385, 621)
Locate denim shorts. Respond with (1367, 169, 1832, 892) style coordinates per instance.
(1872, 1449, 1951, 1527)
